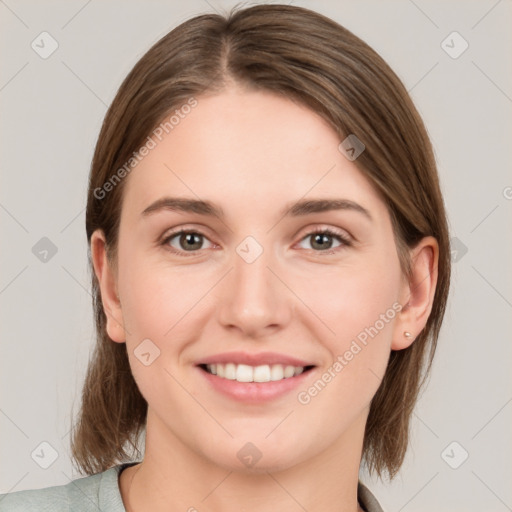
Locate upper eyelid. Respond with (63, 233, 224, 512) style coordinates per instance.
(161, 225, 215, 244)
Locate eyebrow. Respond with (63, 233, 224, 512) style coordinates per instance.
(140, 196, 372, 221)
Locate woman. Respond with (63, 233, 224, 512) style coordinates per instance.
(0, 3, 450, 511)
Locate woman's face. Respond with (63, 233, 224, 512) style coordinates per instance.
(99, 86, 413, 472)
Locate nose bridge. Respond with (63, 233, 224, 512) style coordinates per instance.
(217, 234, 290, 334)
(236, 239, 271, 297)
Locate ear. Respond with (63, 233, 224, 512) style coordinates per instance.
(392, 236, 439, 350)
(90, 229, 126, 343)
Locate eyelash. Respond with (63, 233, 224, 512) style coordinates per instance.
(160, 227, 352, 258)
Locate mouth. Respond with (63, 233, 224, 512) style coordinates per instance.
(195, 352, 317, 403)
(198, 363, 315, 383)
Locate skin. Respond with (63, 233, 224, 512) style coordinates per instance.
(91, 84, 438, 512)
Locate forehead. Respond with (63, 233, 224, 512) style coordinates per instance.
(120, 88, 386, 221)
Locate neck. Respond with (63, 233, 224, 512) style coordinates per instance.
(120, 408, 367, 512)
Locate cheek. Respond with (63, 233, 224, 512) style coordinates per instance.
(300, 253, 401, 344)
(116, 256, 193, 405)
(116, 251, 218, 393)
(117, 246, 205, 338)
(295, 249, 402, 399)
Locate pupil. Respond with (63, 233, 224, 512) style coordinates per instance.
(313, 233, 331, 250)
(183, 233, 201, 250)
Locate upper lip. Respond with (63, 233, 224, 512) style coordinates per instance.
(197, 351, 315, 367)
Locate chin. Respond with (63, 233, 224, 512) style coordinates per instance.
(202, 438, 309, 475)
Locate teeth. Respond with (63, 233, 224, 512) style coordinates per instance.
(270, 364, 284, 381)
(224, 363, 236, 380)
(237, 364, 254, 382)
(205, 363, 306, 383)
(283, 365, 295, 378)
(253, 365, 271, 382)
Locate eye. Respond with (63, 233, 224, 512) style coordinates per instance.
(297, 227, 351, 253)
(161, 226, 352, 257)
(162, 230, 214, 256)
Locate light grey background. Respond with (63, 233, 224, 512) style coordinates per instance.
(1, 1, 511, 510)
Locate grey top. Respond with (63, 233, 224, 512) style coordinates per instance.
(0, 462, 385, 511)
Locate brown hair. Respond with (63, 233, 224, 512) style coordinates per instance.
(72, 3, 451, 480)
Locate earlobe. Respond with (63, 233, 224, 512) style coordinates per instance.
(391, 329, 415, 351)
(90, 229, 126, 343)
(391, 236, 439, 350)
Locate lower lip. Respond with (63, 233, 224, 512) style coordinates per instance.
(197, 366, 315, 403)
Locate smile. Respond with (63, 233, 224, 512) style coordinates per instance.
(200, 363, 314, 383)
(196, 351, 317, 402)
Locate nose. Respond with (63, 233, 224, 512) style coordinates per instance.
(216, 242, 293, 338)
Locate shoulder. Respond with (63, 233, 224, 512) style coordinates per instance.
(358, 481, 386, 512)
(0, 482, 69, 511)
(0, 464, 129, 512)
